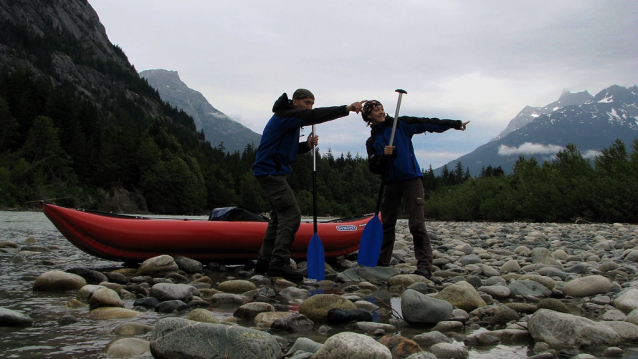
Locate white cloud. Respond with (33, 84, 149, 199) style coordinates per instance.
(582, 149, 602, 159)
(498, 142, 564, 156)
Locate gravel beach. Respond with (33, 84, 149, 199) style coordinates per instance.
(1, 213, 638, 358)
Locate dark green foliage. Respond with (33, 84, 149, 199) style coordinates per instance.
(425, 141, 638, 223)
(480, 165, 505, 178)
(590, 140, 638, 222)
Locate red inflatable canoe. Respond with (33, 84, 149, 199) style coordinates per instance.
(41, 203, 370, 263)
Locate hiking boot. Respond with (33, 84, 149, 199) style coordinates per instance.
(413, 268, 432, 278)
(267, 265, 304, 282)
(254, 260, 269, 275)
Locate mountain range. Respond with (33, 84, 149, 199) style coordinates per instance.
(435, 84, 638, 175)
(140, 69, 261, 154)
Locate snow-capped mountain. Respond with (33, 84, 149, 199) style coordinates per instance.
(437, 84, 638, 175)
(491, 89, 593, 141)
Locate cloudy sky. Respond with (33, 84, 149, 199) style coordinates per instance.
(89, 1, 637, 170)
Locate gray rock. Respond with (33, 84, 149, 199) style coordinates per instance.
(563, 275, 611, 297)
(286, 337, 323, 356)
(149, 283, 199, 302)
(0, 307, 33, 327)
(173, 256, 203, 273)
(401, 289, 453, 324)
(298, 294, 356, 322)
(614, 288, 638, 313)
(113, 322, 154, 336)
(436, 281, 487, 311)
(537, 267, 567, 280)
(528, 309, 621, 348)
(481, 265, 501, 277)
(233, 302, 275, 320)
(601, 320, 638, 341)
(209, 293, 249, 305)
(33, 270, 87, 291)
(76, 284, 107, 303)
(412, 331, 453, 348)
(429, 342, 469, 359)
(155, 300, 190, 313)
(311, 332, 392, 359)
(65, 267, 108, 284)
(150, 317, 282, 359)
(104, 338, 150, 357)
(186, 308, 220, 323)
(279, 286, 311, 302)
(57, 314, 78, 326)
(337, 266, 400, 282)
(252, 286, 277, 302)
(137, 255, 179, 276)
(464, 331, 501, 346)
(532, 247, 558, 265)
(459, 253, 482, 266)
(508, 280, 552, 298)
(89, 287, 124, 309)
(479, 285, 511, 299)
(271, 313, 314, 332)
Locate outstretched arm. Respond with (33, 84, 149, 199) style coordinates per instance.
(401, 116, 468, 134)
(298, 100, 367, 126)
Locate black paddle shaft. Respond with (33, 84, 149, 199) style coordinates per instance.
(313, 168, 318, 233)
(312, 125, 318, 233)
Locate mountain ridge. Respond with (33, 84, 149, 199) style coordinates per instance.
(490, 89, 593, 142)
(140, 69, 261, 153)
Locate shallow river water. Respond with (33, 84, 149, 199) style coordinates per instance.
(0, 210, 635, 358)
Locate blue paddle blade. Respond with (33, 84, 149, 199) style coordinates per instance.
(357, 215, 383, 267)
(307, 233, 325, 280)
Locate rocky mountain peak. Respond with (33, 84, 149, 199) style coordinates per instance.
(557, 89, 593, 107)
(140, 69, 261, 153)
(491, 89, 593, 142)
(0, 0, 128, 72)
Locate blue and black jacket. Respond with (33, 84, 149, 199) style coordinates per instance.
(366, 115, 462, 184)
(253, 93, 350, 176)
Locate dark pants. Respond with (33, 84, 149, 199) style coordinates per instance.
(256, 175, 301, 267)
(377, 177, 432, 271)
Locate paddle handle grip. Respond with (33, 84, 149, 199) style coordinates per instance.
(388, 89, 407, 146)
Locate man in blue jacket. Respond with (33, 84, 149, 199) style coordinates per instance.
(363, 99, 469, 277)
(253, 89, 364, 281)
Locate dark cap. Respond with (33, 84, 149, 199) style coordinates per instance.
(292, 88, 315, 100)
(362, 100, 382, 122)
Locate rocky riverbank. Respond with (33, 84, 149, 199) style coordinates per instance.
(1, 220, 638, 358)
